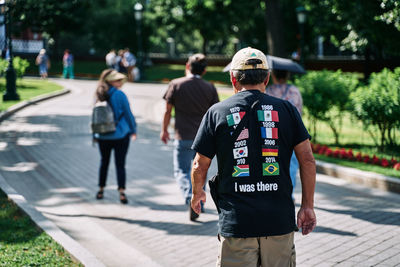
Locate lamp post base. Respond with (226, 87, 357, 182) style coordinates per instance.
(3, 65, 19, 101)
(3, 92, 20, 101)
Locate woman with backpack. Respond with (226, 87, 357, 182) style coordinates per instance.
(93, 69, 137, 204)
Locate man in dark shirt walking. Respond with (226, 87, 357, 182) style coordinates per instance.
(161, 53, 219, 220)
(191, 47, 316, 266)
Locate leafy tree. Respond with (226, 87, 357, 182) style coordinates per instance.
(13, 0, 93, 54)
(147, 0, 267, 55)
(351, 68, 400, 150)
(303, 0, 400, 59)
(295, 70, 358, 144)
(0, 57, 29, 78)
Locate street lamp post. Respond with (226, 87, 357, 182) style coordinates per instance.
(296, 6, 307, 67)
(134, 2, 143, 80)
(1, 0, 18, 101)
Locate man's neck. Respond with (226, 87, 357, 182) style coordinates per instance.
(186, 72, 201, 79)
(235, 84, 266, 94)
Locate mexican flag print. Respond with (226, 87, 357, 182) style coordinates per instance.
(226, 112, 245, 126)
(257, 110, 279, 122)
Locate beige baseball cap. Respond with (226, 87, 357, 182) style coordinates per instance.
(230, 47, 269, 71)
(105, 70, 127, 83)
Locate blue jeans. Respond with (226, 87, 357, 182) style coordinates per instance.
(173, 140, 196, 204)
(290, 152, 299, 195)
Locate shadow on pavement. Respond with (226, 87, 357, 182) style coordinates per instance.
(316, 207, 400, 226)
(312, 225, 357, 236)
(42, 211, 218, 236)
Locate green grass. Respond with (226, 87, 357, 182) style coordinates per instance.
(144, 64, 230, 85)
(219, 91, 234, 101)
(302, 112, 400, 178)
(314, 154, 400, 178)
(0, 189, 81, 266)
(26, 59, 107, 79)
(302, 113, 400, 159)
(27, 60, 231, 84)
(0, 79, 63, 111)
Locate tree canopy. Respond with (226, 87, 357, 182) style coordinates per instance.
(10, 0, 400, 58)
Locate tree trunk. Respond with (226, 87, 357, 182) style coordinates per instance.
(364, 45, 371, 82)
(329, 122, 340, 145)
(263, 0, 287, 57)
(201, 31, 208, 55)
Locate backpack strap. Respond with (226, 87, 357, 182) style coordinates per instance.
(216, 95, 261, 178)
(209, 95, 261, 212)
(231, 99, 260, 142)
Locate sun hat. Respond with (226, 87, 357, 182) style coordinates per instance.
(230, 47, 269, 71)
(188, 53, 206, 64)
(105, 70, 127, 83)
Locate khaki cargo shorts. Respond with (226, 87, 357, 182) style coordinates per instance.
(217, 232, 296, 267)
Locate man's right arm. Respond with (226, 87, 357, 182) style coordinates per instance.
(160, 102, 173, 144)
(191, 153, 212, 214)
(294, 139, 317, 235)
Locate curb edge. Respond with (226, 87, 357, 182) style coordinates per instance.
(0, 88, 71, 123)
(0, 173, 105, 267)
(316, 160, 400, 194)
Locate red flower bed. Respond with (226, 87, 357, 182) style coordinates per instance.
(311, 143, 399, 171)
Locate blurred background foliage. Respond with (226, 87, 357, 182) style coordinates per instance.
(11, 0, 400, 59)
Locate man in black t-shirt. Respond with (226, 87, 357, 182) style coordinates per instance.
(191, 47, 316, 266)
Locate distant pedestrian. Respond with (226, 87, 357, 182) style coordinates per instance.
(62, 49, 74, 79)
(116, 49, 127, 75)
(36, 48, 50, 79)
(191, 47, 316, 266)
(105, 49, 117, 69)
(266, 69, 303, 200)
(93, 69, 137, 204)
(160, 53, 219, 220)
(123, 48, 137, 82)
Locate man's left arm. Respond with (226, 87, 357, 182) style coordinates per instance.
(160, 102, 173, 144)
(294, 139, 317, 235)
(191, 153, 212, 214)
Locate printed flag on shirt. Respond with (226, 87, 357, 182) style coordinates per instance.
(226, 111, 245, 126)
(257, 110, 279, 122)
(233, 146, 248, 159)
(232, 165, 250, 177)
(236, 128, 249, 141)
(263, 163, 280, 176)
(260, 127, 278, 139)
(262, 148, 278, 157)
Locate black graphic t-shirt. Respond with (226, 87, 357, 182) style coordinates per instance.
(192, 90, 310, 237)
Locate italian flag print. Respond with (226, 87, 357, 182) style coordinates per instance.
(232, 165, 250, 177)
(257, 110, 279, 122)
(260, 127, 278, 139)
(226, 112, 245, 126)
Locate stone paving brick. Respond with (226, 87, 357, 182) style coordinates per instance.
(0, 79, 399, 266)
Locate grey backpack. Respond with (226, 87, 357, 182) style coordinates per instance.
(91, 101, 117, 134)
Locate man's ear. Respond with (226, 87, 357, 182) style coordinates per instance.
(185, 62, 190, 75)
(230, 72, 237, 86)
(264, 72, 271, 85)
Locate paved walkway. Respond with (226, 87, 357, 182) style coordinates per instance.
(0, 79, 399, 266)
